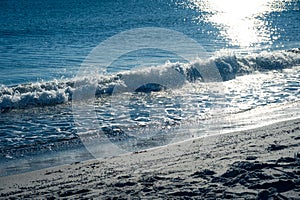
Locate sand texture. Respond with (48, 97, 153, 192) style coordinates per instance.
(0, 118, 300, 199)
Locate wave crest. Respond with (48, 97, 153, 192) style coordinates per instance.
(1, 49, 299, 112)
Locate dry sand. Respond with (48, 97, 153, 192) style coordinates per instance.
(0, 118, 299, 199)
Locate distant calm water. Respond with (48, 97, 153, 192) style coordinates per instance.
(0, 0, 299, 176)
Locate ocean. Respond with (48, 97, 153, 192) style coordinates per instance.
(0, 0, 299, 176)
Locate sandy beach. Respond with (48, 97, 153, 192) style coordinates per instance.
(0, 118, 299, 199)
(1, 0, 300, 199)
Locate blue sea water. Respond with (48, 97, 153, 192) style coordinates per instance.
(0, 0, 300, 176)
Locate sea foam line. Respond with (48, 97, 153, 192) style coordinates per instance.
(1, 49, 299, 112)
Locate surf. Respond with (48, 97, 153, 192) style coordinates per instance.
(0, 49, 299, 113)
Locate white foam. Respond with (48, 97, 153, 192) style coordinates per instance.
(1, 49, 299, 112)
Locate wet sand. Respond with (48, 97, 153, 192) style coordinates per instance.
(0, 118, 299, 199)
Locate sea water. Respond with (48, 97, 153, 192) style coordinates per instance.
(0, 0, 300, 176)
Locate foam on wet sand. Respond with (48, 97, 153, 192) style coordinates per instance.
(0, 118, 299, 199)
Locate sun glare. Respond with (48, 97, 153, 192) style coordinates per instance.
(190, 0, 288, 47)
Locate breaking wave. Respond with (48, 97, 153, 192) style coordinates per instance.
(1, 49, 299, 112)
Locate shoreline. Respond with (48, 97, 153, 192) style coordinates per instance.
(1, 118, 300, 199)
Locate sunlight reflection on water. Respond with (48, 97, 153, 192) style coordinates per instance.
(188, 0, 293, 47)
